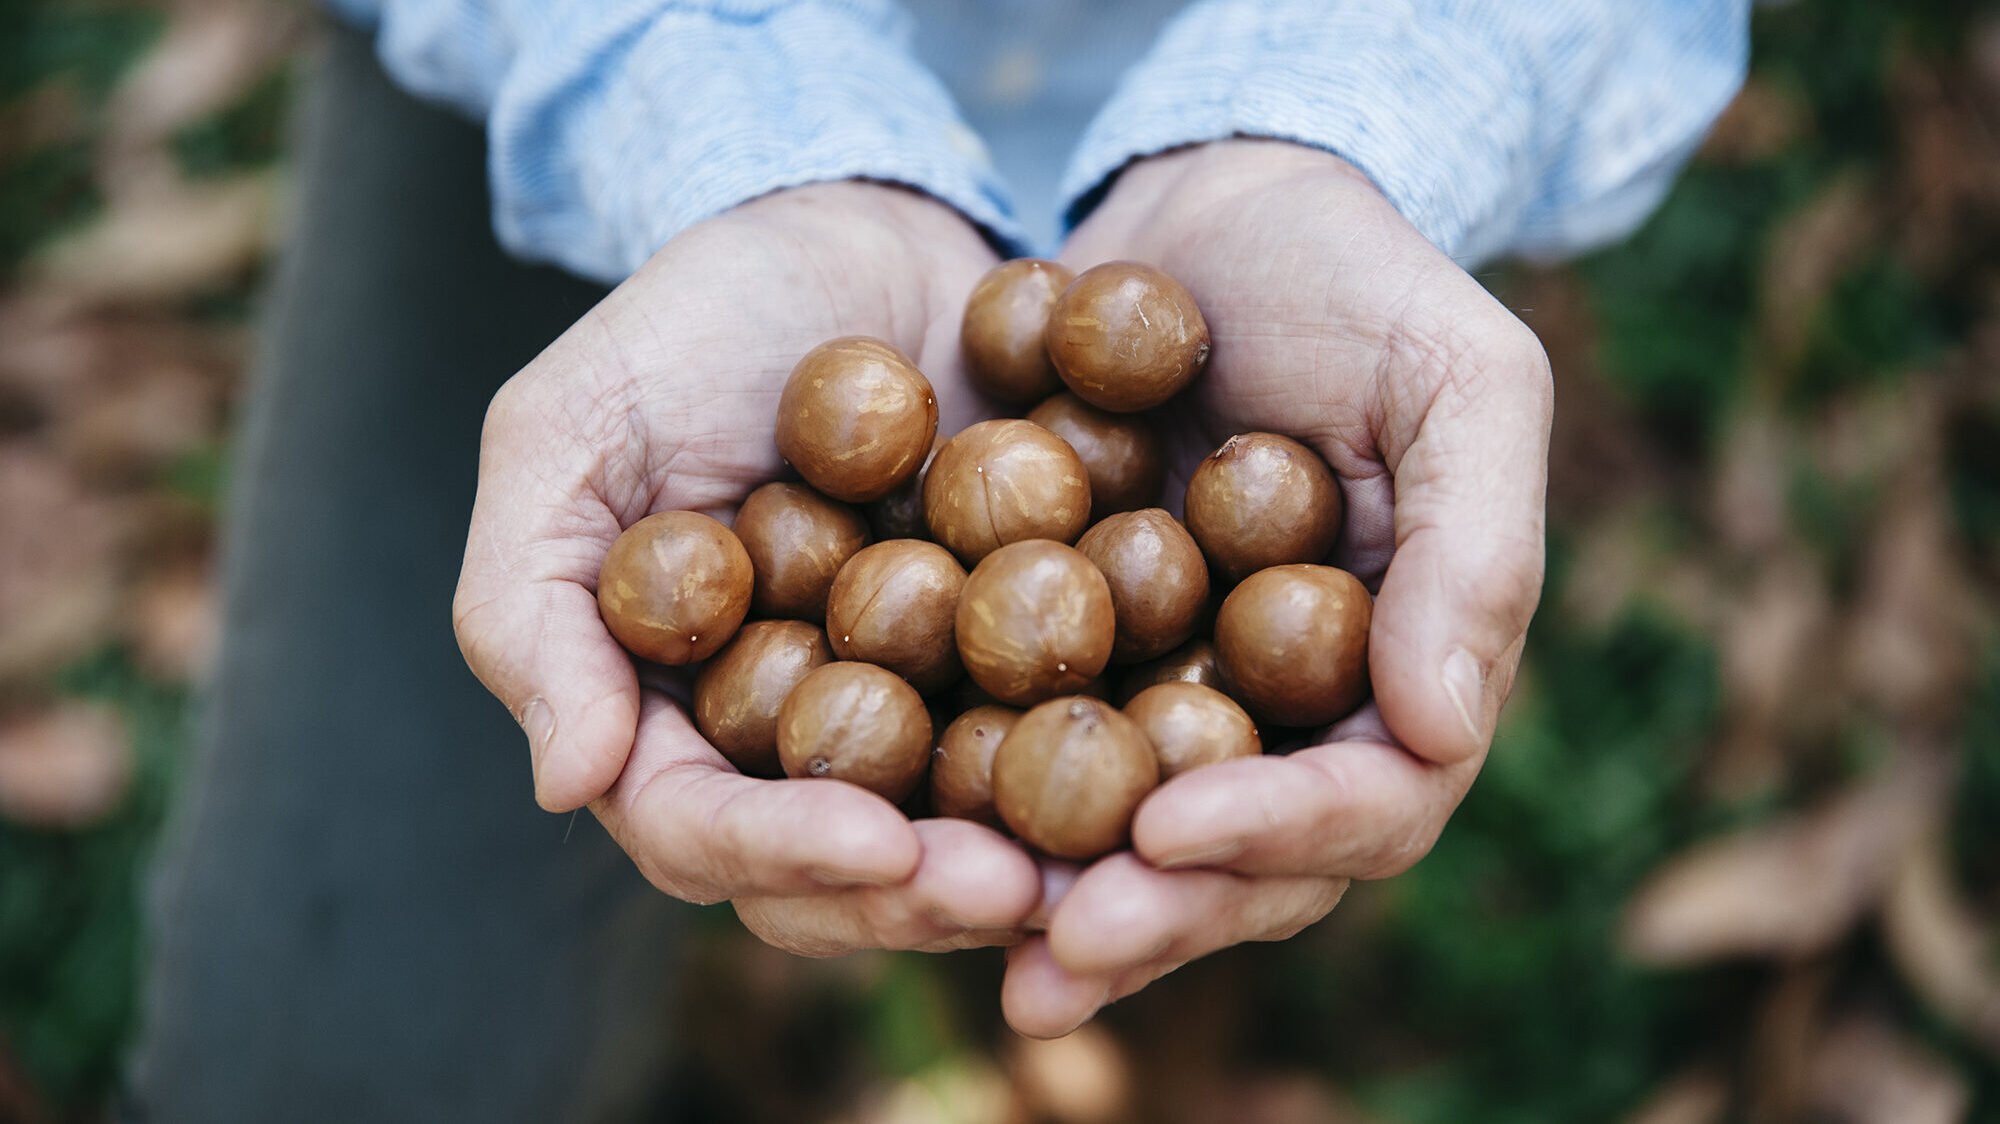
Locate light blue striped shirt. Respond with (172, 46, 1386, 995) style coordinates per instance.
(325, 0, 1749, 284)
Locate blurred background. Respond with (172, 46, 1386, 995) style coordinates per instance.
(2, 0, 1999, 1120)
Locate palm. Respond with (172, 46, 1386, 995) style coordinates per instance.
(1000, 139, 1554, 1037)
(456, 183, 1045, 958)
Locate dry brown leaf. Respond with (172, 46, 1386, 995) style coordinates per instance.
(1621, 752, 1948, 965)
(105, 1, 293, 151)
(1007, 1024, 1133, 1124)
(1881, 829, 2000, 1058)
(1619, 1069, 1729, 1124)
(1840, 430, 1980, 723)
(1709, 405, 1791, 555)
(1705, 548, 1832, 797)
(1804, 1013, 1970, 1124)
(1758, 172, 1880, 372)
(1699, 76, 1811, 165)
(1890, 57, 2000, 280)
(0, 701, 133, 830)
(31, 172, 282, 305)
(53, 360, 220, 486)
(0, 444, 127, 688)
(127, 556, 218, 685)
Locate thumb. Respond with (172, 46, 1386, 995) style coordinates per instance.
(1369, 319, 1552, 765)
(453, 393, 642, 812)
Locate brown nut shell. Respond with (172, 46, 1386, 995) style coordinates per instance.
(734, 483, 870, 620)
(864, 434, 944, 541)
(1025, 392, 1167, 518)
(1117, 639, 1225, 704)
(825, 540, 967, 695)
(930, 704, 1022, 828)
(992, 696, 1159, 860)
(1045, 261, 1209, 412)
(692, 621, 835, 777)
(923, 418, 1091, 566)
(776, 662, 932, 802)
(1184, 433, 1344, 585)
(956, 539, 1114, 707)
(597, 511, 753, 664)
(1074, 508, 1208, 663)
(1214, 564, 1372, 727)
(961, 259, 1074, 403)
(1123, 682, 1261, 780)
(775, 336, 938, 502)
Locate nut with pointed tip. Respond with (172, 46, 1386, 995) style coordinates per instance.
(733, 482, 869, 622)
(775, 336, 938, 502)
(955, 539, 1114, 707)
(776, 662, 932, 802)
(1075, 508, 1208, 663)
(1025, 392, 1167, 519)
(930, 704, 1022, 828)
(992, 696, 1158, 859)
(1123, 682, 1260, 779)
(1184, 432, 1343, 585)
(825, 539, 966, 695)
(1214, 564, 1372, 727)
(693, 620, 834, 777)
(923, 419, 1091, 566)
(597, 511, 752, 664)
(1045, 261, 1209, 412)
(962, 258, 1074, 403)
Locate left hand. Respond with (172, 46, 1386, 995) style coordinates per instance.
(1001, 139, 1553, 1037)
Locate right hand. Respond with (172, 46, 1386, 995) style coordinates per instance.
(452, 181, 1042, 954)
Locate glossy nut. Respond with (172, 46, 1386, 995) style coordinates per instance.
(1074, 508, 1208, 663)
(825, 540, 967, 695)
(1214, 564, 1372, 727)
(692, 621, 834, 777)
(1184, 432, 1343, 584)
(992, 696, 1158, 860)
(864, 434, 944, 541)
(956, 539, 1114, 707)
(775, 336, 938, 502)
(733, 483, 869, 621)
(1045, 261, 1209, 412)
(923, 419, 1091, 566)
(597, 511, 753, 664)
(1025, 392, 1167, 518)
(776, 662, 933, 803)
(930, 704, 1021, 828)
(961, 259, 1074, 403)
(1117, 639, 1225, 704)
(1123, 682, 1261, 780)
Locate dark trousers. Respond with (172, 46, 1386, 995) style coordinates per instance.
(125, 25, 680, 1121)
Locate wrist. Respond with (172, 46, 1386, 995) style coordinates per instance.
(1068, 139, 1380, 262)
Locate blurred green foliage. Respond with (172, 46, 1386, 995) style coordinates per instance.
(0, 651, 181, 1111)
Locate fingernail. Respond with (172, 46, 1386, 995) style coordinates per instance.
(1441, 647, 1487, 745)
(1053, 985, 1115, 1037)
(517, 697, 555, 771)
(1152, 839, 1244, 870)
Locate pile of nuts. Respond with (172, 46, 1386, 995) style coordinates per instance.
(595, 260, 1372, 861)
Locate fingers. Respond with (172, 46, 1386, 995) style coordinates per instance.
(1370, 310, 1553, 766)
(1002, 938, 1118, 1039)
(733, 818, 1042, 956)
(592, 694, 922, 903)
(1002, 856, 1347, 1038)
(454, 550, 638, 813)
(1129, 726, 1480, 880)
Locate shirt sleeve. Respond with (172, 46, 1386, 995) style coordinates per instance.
(1057, 0, 1751, 266)
(322, 0, 1026, 283)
